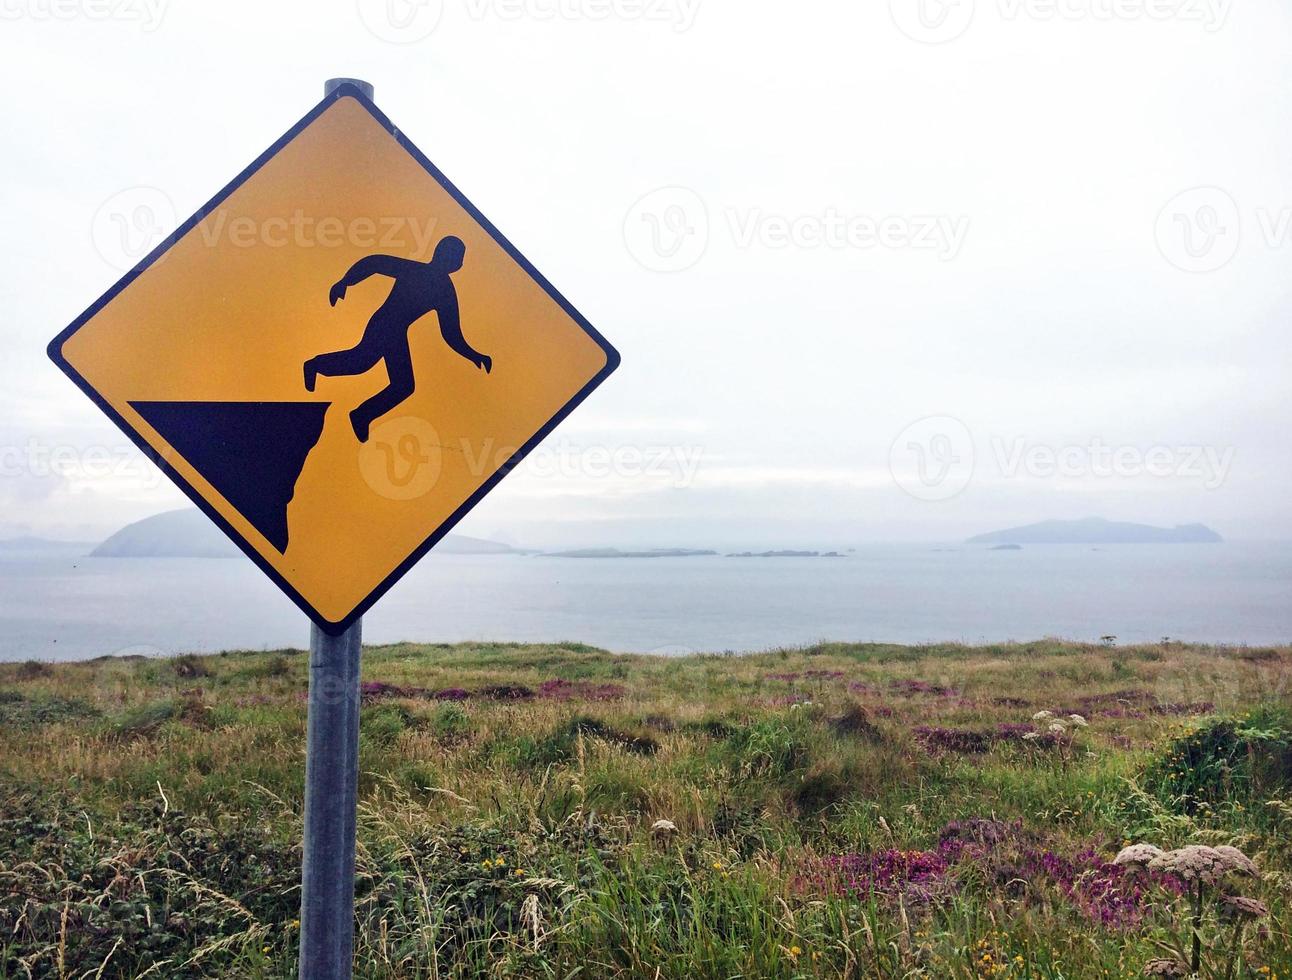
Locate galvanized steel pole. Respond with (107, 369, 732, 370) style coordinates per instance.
(298, 77, 374, 980)
(299, 620, 364, 979)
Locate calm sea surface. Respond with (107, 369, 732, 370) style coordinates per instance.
(1, 543, 1289, 661)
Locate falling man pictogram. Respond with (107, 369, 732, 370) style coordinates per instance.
(305, 235, 493, 442)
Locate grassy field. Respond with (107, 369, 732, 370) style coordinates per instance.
(0, 639, 1289, 979)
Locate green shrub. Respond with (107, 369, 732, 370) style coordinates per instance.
(1144, 707, 1292, 813)
(361, 705, 412, 744)
(108, 692, 213, 740)
(723, 718, 811, 779)
(0, 690, 100, 728)
(509, 716, 659, 768)
(0, 791, 298, 977)
(15, 660, 52, 681)
(682, 718, 736, 739)
(831, 703, 884, 742)
(793, 766, 852, 814)
(171, 653, 212, 679)
(432, 702, 472, 742)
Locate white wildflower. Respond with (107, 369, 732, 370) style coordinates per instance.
(1213, 845, 1258, 877)
(1021, 731, 1040, 742)
(1048, 722, 1068, 735)
(1067, 714, 1088, 728)
(1113, 843, 1163, 867)
(650, 819, 678, 837)
(1149, 845, 1229, 884)
(1032, 710, 1055, 722)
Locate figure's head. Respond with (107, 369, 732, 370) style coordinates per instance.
(432, 235, 466, 272)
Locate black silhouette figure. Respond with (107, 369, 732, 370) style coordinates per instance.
(304, 236, 491, 442)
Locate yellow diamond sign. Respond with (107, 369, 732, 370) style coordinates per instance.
(49, 84, 620, 633)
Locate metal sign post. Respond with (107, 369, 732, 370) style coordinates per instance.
(299, 618, 364, 979)
(294, 75, 373, 980)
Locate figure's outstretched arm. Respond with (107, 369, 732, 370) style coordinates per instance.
(329, 255, 420, 306)
(437, 292, 491, 372)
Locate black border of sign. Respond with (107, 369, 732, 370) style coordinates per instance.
(47, 82, 621, 636)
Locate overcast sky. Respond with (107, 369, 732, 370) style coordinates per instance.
(2, 0, 1289, 548)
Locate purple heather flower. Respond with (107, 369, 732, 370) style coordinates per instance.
(537, 679, 627, 702)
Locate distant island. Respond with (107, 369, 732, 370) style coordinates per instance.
(968, 517, 1222, 546)
(93, 510, 241, 558)
(92, 509, 520, 558)
(728, 550, 844, 558)
(542, 548, 717, 559)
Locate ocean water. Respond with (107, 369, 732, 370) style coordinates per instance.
(1, 542, 1289, 662)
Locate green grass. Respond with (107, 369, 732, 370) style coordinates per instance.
(0, 639, 1289, 978)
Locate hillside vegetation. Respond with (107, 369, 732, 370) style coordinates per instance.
(1, 639, 1289, 978)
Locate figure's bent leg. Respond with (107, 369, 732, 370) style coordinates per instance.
(350, 345, 416, 443)
(305, 340, 383, 392)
